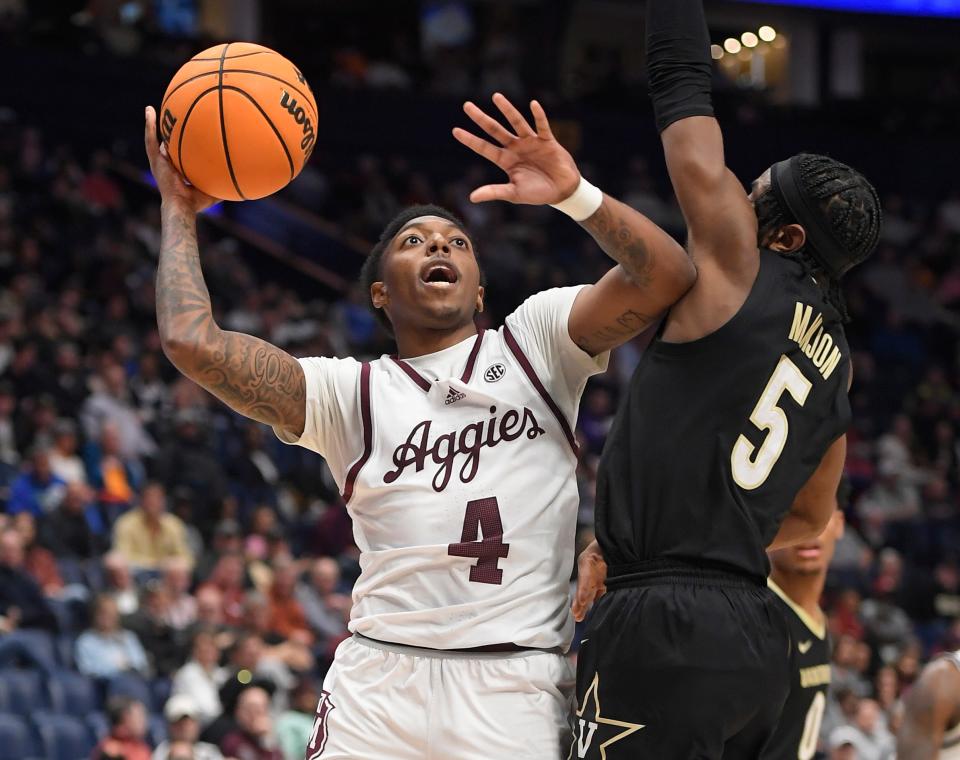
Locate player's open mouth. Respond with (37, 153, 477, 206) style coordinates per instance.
(419, 261, 460, 287)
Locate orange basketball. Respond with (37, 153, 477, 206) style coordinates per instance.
(158, 42, 317, 202)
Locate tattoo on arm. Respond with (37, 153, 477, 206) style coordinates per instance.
(156, 203, 306, 434)
(579, 197, 654, 288)
(577, 309, 653, 357)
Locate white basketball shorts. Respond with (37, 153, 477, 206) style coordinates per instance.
(304, 634, 575, 760)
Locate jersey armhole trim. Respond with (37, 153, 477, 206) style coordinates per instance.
(342, 361, 372, 504)
(503, 324, 579, 457)
(768, 578, 827, 640)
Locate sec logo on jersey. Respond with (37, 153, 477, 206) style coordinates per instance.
(484, 363, 507, 382)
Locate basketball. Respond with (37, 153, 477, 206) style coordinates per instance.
(158, 42, 317, 202)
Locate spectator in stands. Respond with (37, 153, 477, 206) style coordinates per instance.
(81, 361, 155, 463)
(195, 519, 243, 584)
(831, 698, 896, 760)
(152, 694, 223, 760)
(103, 551, 139, 615)
(266, 555, 312, 644)
(856, 461, 922, 547)
(296, 557, 350, 655)
(125, 580, 189, 676)
(245, 505, 280, 564)
(8, 445, 66, 518)
(0, 525, 56, 630)
(130, 352, 167, 430)
(76, 592, 149, 679)
(113, 481, 194, 573)
(193, 584, 229, 634)
(163, 556, 197, 631)
(828, 726, 861, 760)
(171, 628, 228, 729)
(219, 685, 283, 760)
(41, 480, 106, 559)
(154, 407, 228, 524)
(86, 420, 141, 508)
(48, 417, 87, 484)
(227, 631, 297, 711)
(0, 381, 17, 467)
(242, 591, 313, 675)
(822, 686, 862, 751)
(275, 678, 320, 760)
(13, 510, 64, 596)
(198, 552, 246, 626)
(91, 695, 152, 760)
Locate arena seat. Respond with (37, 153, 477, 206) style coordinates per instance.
(33, 712, 96, 760)
(106, 672, 153, 710)
(151, 676, 172, 712)
(148, 712, 169, 747)
(0, 668, 47, 716)
(86, 711, 109, 742)
(0, 713, 39, 760)
(47, 669, 99, 715)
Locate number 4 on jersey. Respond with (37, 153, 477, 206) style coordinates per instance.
(448, 497, 510, 584)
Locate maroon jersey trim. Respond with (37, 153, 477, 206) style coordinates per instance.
(389, 355, 432, 392)
(389, 330, 486, 392)
(342, 362, 373, 503)
(503, 325, 579, 456)
(460, 329, 486, 383)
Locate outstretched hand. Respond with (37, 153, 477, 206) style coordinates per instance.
(144, 106, 218, 214)
(572, 539, 608, 622)
(453, 93, 580, 206)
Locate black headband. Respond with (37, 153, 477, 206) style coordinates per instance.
(770, 157, 851, 279)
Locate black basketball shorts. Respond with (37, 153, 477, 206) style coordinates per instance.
(570, 563, 792, 760)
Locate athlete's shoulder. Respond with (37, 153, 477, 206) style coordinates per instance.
(506, 286, 588, 330)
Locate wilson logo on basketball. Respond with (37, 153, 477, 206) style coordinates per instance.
(484, 363, 506, 383)
(160, 109, 177, 143)
(280, 90, 316, 156)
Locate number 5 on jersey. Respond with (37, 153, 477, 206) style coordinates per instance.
(731, 355, 812, 490)
(448, 497, 510, 585)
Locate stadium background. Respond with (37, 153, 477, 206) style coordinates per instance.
(0, 0, 958, 758)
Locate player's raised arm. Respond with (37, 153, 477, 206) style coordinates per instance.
(144, 106, 307, 438)
(454, 94, 695, 356)
(647, 0, 758, 279)
(897, 659, 960, 759)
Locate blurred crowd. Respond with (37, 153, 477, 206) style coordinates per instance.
(1, 50, 960, 758)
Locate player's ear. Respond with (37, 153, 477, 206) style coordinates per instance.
(475, 286, 485, 314)
(771, 223, 806, 253)
(371, 281, 389, 310)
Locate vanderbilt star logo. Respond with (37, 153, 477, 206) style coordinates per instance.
(798, 640, 813, 654)
(569, 673, 644, 759)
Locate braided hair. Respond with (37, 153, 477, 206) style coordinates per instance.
(755, 153, 882, 321)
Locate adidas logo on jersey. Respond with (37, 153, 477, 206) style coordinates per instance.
(444, 388, 466, 405)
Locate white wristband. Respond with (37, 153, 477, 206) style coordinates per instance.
(550, 176, 603, 221)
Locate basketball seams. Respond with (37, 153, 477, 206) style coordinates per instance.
(221, 86, 296, 182)
(217, 43, 246, 200)
(161, 69, 317, 125)
(163, 43, 312, 200)
(176, 86, 220, 187)
(190, 50, 275, 62)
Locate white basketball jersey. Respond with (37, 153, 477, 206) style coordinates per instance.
(942, 651, 960, 759)
(277, 287, 607, 651)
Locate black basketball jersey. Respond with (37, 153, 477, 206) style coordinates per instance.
(596, 252, 851, 579)
(763, 580, 832, 760)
